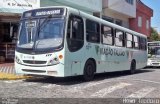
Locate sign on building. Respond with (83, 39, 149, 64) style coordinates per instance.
(0, 0, 40, 13)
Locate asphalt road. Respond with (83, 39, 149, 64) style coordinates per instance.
(0, 68, 160, 104)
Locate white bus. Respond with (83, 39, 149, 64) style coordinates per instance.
(147, 41, 160, 67)
(15, 6, 147, 81)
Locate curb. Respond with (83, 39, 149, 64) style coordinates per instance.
(0, 72, 32, 80)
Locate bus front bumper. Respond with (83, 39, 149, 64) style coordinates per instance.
(15, 63, 65, 77)
(147, 62, 160, 67)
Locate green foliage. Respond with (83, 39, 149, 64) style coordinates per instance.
(150, 27, 160, 41)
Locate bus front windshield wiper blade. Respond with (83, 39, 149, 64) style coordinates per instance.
(38, 15, 52, 31)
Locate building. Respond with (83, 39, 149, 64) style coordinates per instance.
(0, 0, 40, 62)
(41, 0, 102, 16)
(102, 0, 136, 28)
(129, 0, 153, 38)
(0, 0, 102, 63)
(0, 0, 153, 62)
(102, 0, 153, 38)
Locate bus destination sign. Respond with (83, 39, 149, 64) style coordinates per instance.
(148, 43, 160, 46)
(23, 8, 65, 18)
(36, 9, 61, 16)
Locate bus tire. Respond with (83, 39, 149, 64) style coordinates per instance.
(83, 60, 95, 81)
(130, 60, 136, 74)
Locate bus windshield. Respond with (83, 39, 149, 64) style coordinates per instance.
(148, 46, 160, 57)
(18, 17, 65, 50)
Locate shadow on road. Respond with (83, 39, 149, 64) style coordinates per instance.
(24, 69, 154, 85)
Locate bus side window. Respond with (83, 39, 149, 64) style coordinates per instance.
(139, 38, 147, 50)
(101, 25, 113, 45)
(67, 15, 84, 52)
(134, 35, 139, 49)
(86, 19, 100, 43)
(126, 33, 133, 48)
(115, 29, 125, 47)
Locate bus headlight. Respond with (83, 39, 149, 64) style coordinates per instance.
(48, 57, 59, 65)
(15, 56, 22, 64)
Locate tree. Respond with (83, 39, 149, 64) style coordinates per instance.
(150, 27, 160, 41)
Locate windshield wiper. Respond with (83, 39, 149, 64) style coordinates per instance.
(38, 15, 52, 31)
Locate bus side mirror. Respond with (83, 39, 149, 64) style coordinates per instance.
(73, 21, 78, 30)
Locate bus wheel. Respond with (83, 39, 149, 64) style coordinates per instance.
(83, 60, 95, 81)
(130, 60, 136, 74)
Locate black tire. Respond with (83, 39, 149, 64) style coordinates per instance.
(83, 60, 95, 81)
(130, 60, 136, 74)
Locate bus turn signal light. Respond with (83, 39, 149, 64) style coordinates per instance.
(59, 55, 63, 59)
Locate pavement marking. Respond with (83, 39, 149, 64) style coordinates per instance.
(3, 66, 7, 73)
(4, 80, 24, 83)
(0, 67, 2, 72)
(1, 67, 5, 73)
(21, 82, 37, 86)
(91, 82, 131, 98)
(0, 66, 15, 74)
(118, 78, 160, 85)
(132, 79, 160, 85)
(12, 66, 16, 74)
(41, 84, 59, 88)
(9, 66, 13, 74)
(127, 87, 155, 98)
(9, 66, 11, 74)
(6, 67, 10, 74)
(69, 79, 116, 92)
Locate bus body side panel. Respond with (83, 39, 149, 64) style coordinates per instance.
(132, 50, 147, 69)
(96, 45, 130, 73)
(64, 45, 87, 76)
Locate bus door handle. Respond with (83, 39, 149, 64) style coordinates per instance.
(73, 61, 79, 64)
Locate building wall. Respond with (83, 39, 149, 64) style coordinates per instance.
(103, 0, 136, 18)
(41, 0, 102, 14)
(129, 0, 153, 37)
(103, 9, 129, 28)
(102, 0, 136, 28)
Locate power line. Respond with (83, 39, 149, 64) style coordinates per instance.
(24, 0, 33, 9)
(13, 0, 26, 10)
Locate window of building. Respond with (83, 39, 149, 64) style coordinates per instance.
(102, 16, 114, 23)
(126, 33, 133, 48)
(126, 0, 134, 5)
(101, 25, 113, 45)
(115, 19, 122, 26)
(86, 19, 100, 43)
(115, 29, 125, 47)
(138, 16, 142, 27)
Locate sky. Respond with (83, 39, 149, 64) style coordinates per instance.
(141, 0, 160, 32)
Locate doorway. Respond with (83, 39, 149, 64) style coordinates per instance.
(0, 22, 19, 63)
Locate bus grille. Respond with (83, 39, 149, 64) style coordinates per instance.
(152, 63, 159, 65)
(22, 69, 46, 73)
(23, 60, 47, 64)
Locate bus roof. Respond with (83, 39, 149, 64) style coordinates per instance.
(148, 41, 160, 43)
(23, 6, 147, 39)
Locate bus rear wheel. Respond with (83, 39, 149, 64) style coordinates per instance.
(83, 60, 95, 81)
(130, 60, 136, 74)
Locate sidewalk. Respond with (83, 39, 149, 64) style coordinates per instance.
(0, 63, 31, 80)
